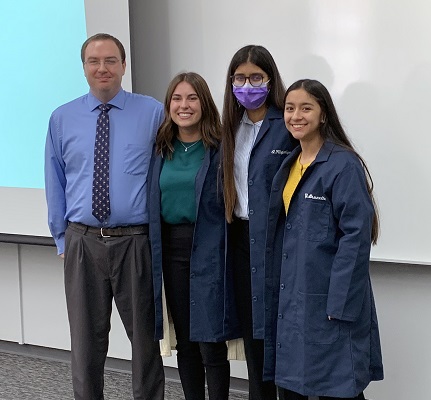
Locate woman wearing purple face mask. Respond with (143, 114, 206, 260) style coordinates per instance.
(222, 45, 298, 400)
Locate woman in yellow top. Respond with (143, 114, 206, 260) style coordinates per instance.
(264, 79, 383, 399)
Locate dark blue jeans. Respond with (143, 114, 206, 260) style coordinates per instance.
(162, 223, 230, 400)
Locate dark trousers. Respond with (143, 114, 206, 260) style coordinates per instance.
(162, 223, 230, 400)
(278, 388, 366, 400)
(230, 219, 277, 400)
(64, 224, 164, 400)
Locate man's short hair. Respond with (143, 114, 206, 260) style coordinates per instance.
(81, 33, 126, 63)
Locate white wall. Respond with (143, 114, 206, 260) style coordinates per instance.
(9, 0, 430, 263)
(8, 0, 430, 265)
(130, 0, 431, 265)
(2, 0, 431, 397)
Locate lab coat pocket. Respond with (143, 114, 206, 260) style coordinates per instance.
(297, 291, 340, 344)
(299, 200, 330, 242)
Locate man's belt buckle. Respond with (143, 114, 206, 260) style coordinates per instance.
(100, 227, 111, 238)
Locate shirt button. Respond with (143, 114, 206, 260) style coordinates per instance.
(251, 267, 257, 273)
(250, 238, 256, 244)
(280, 283, 285, 289)
(249, 209, 254, 215)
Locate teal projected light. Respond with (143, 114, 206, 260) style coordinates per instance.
(0, 1, 88, 189)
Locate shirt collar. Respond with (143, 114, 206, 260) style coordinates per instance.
(240, 111, 263, 128)
(87, 88, 126, 111)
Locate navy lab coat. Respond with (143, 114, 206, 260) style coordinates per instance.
(149, 146, 240, 342)
(228, 106, 298, 339)
(263, 142, 383, 397)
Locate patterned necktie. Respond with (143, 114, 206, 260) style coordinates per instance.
(92, 104, 112, 222)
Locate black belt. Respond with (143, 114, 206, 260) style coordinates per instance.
(69, 222, 148, 237)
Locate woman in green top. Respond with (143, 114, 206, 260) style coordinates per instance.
(148, 72, 240, 400)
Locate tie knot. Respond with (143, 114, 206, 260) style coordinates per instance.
(98, 104, 111, 113)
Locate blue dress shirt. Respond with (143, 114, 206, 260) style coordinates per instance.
(45, 89, 163, 254)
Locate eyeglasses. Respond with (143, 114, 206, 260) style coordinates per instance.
(84, 58, 120, 68)
(231, 73, 266, 87)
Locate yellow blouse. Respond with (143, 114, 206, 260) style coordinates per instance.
(282, 154, 311, 214)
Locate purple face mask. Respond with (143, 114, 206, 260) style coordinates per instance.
(232, 82, 269, 110)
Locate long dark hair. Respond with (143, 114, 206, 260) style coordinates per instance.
(156, 72, 221, 158)
(222, 45, 286, 222)
(286, 79, 379, 244)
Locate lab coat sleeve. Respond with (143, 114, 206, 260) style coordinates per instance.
(326, 163, 374, 322)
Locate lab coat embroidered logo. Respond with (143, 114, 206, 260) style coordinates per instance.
(304, 193, 326, 201)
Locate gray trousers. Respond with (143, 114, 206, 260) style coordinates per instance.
(64, 224, 164, 400)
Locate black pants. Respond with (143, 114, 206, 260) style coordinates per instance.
(64, 224, 164, 400)
(162, 223, 230, 400)
(230, 218, 277, 400)
(278, 388, 366, 400)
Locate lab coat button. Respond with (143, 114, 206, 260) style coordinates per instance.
(251, 267, 257, 273)
(250, 238, 256, 244)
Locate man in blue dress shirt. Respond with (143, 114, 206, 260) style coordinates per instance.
(45, 33, 164, 400)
